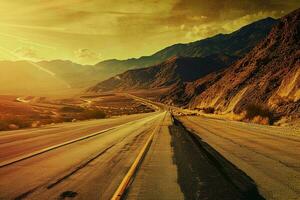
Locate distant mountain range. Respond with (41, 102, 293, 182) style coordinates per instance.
(0, 60, 71, 95)
(88, 17, 277, 92)
(0, 60, 100, 95)
(0, 16, 276, 95)
(89, 8, 300, 121)
(93, 17, 277, 76)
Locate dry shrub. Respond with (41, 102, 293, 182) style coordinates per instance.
(85, 110, 106, 119)
(31, 121, 41, 128)
(252, 115, 270, 125)
(78, 109, 106, 120)
(243, 104, 275, 125)
(7, 117, 32, 129)
(60, 106, 85, 113)
(59, 106, 106, 120)
(0, 117, 33, 131)
(230, 112, 246, 121)
(8, 124, 19, 130)
(202, 107, 215, 114)
(0, 121, 8, 131)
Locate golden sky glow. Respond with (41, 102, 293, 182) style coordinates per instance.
(0, 0, 299, 64)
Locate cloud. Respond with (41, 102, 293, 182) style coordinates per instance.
(171, 0, 299, 23)
(184, 24, 224, 40)
(14, 47, 41, 60)
(1, 0, 299, 63)
(74, 48, 101, 64)
(184, 10, 281, 40)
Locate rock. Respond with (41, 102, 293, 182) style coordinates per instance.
(8, 124, 19, 130)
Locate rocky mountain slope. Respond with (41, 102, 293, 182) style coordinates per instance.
(88, 18, 278, 94)
(88, 54, 237, 93)
(163, 8, 300, 121)
(94, 17, 277, 76)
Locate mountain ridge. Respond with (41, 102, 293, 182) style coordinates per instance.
(0, 17, 278, 95)
(94, 17, 277, 76)
(88, 17, 278, 93)
(88, 54, 237, 93)
(163, 8, 300, 121)
(88, 8, 299, 123)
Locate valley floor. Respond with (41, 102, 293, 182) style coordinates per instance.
(0, 93, 154, 132)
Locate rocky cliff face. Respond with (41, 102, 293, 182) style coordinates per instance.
(164, 8, 299, 119)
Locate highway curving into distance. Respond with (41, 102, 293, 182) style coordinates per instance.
(0, 96, 299, 200)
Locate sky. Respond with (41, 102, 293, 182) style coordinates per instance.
(0, 0, 299, 64)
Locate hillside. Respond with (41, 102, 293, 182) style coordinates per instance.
(163, 8, 300, 122)
(37, 60, 106, 88)
(0, 61, 71, 95)
(94, 17, 277, 76)
(88, 54, 237, 93)
(0, 60, 107, 95)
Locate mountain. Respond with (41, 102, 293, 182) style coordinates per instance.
(88, 17, 277, 94)
(0, 61, 71, 95)
(0, 17, 277, 96)
(0, 60, 107, 95)
(163, 8, 300, 120)
(152, 17, 277, 59)
(94, 17, 277, 76)
(37, 60, 106, 88)
(88, 54, 237, 93)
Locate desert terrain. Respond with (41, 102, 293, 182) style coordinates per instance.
(0, 4, 299, 200)
(0, 93, 154, 132)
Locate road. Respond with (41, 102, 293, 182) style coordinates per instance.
(0, 111, 166, 199)
(125, 115, 263, 200)
(0, 95, 299, 200)
(179, 115, 300, 200)
(0, 112, 156, 165)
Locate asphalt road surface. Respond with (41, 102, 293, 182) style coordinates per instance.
(126, 115, 263, 200)
(179, 115, 300, 200)
(0, 99, 299, 200)
(0, 111, 166, 199)
(0, 112, 156, 165)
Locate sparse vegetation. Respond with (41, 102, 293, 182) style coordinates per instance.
(80, 109, 106, 119)
(202, 107, 215, 114)
(60, 191, 78, 198)
(60, 106, 85, 113)
(0, 94, 154, 132)
(243, 104, 276, 125)
(0, 117, 33, 131)
(0, 121, 8, 131)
